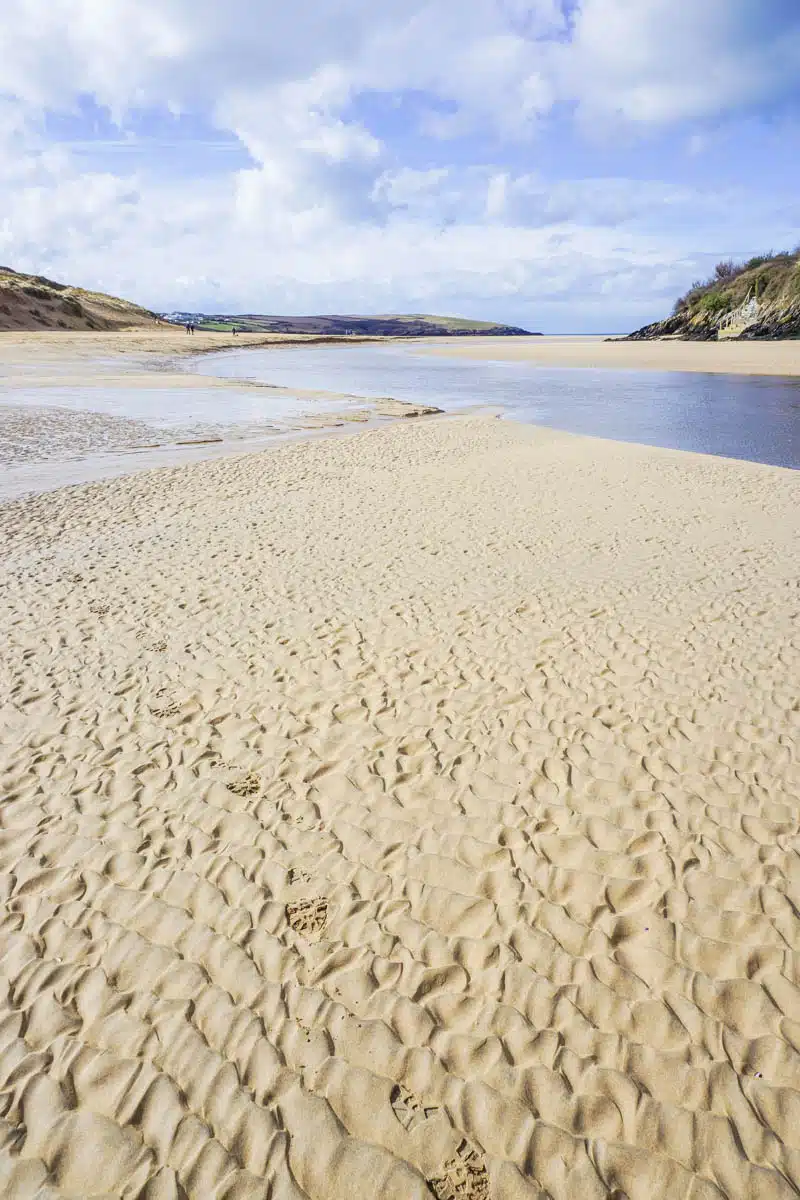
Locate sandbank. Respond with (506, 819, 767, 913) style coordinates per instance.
(0, 328, 385, 396)
(418, 333, 800, 376)
(1, 414, 798, 1198)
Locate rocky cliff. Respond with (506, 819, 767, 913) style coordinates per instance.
(624, 250, 800, 341)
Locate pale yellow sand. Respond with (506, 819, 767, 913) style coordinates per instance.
(6, 327, 798, 380)
(1, 415, 799, 1200)
(419, 334, 800, 376)
(0, 328, 379, 363)
(0, 329, 377, 394)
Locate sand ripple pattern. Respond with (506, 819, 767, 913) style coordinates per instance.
(1, 417, 799, 1199)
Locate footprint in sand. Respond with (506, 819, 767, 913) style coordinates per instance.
(428, 1139, 489, 1200)
(288, 867, 312, 887)
(286, 896, 328, 939)
(88, 598, 110, 615)
(150, 689, 180, 718)
(146, 638, 168, 653)
(227, 770, 262, 797)
(390, 1084, 438, 1132)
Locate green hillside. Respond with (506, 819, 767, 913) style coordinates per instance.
(625, 249, 800, 340)
(167, 312, 536, 337)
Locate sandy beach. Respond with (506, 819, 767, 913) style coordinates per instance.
(1, 411, 799, 1199)
(420, 334, 800, 377)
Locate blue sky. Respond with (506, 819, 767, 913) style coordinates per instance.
(0, 0, 798, 333)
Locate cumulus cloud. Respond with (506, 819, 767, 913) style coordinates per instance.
(564, 0, 800, 125)
(0, 1, 798, 329)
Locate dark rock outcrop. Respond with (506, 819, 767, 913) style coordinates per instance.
(619, 250, 800, 341)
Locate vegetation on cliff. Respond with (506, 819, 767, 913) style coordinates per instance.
(0, 267, 161, 332)
(625, 249, 800, 340)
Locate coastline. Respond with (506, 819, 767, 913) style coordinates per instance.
(5, 326, 799, 378)
(0, 328, 384, 392)
(2, 413, 798, 1197)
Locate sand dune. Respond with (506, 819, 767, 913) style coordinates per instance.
(1, 415, 799, 1198)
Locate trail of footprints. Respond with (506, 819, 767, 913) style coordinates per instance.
(1, 421, 799, 1199)
(390, 1086, 489, 1196)
(4, 613, 800, 1198)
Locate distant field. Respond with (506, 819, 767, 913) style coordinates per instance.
(170, 312, 537, 337)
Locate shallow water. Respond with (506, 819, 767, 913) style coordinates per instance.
(201, 343, 800, 469)
(0, 376, 368, 498)
(0, 382, 351, 431)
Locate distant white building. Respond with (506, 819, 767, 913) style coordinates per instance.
(161, 311, 204, 324)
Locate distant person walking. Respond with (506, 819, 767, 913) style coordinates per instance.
(186, 323, 191, 334)
(232, 326, 237, 336)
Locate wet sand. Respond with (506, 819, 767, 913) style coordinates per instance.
(0, 327, 379, 364)
(419, 334, 800, 377)
(5, 328, 799, 383)
(1, 413, 798, 1199)
(0, 328, 391, 398)
(0, 331, 439, 496)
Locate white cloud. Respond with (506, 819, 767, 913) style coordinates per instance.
(563, 0, 800, 125)
(0, 1, 798, 330)
(2, 2, 797, 138)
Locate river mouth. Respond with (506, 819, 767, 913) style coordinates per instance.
(2, 340, 798, 501)
(196, 342, 800, 470)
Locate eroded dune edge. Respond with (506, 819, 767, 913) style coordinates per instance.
(1, 415, 798, 1200)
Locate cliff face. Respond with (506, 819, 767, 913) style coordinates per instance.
(624, 251, 800, 341)
(0, 267, 160, 332)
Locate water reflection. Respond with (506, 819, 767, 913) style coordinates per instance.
(0, 384, 346, 429)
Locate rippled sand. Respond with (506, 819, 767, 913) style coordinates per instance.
(0, 404, 167, 464)
(1, 416, 799, 1199)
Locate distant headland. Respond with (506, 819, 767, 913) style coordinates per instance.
(161, 311, 538, 337)
(0, 265, 539, 337)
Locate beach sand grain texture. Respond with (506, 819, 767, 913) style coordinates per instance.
(1, 415, 799, 1199)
